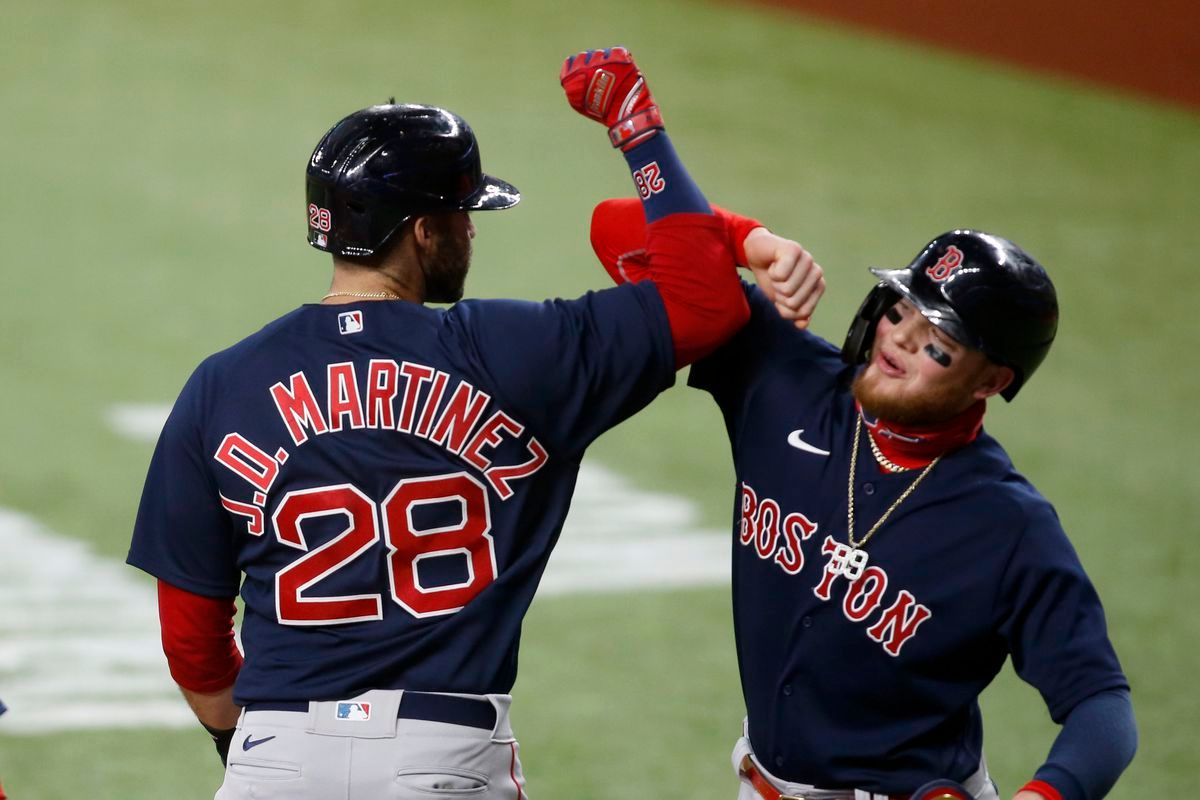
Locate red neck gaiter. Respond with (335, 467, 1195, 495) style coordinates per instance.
(859, 400, 986, 471)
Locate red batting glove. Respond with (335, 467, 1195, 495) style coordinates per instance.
(560, 46, 664, 150)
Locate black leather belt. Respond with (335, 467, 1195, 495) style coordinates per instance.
(246, 692, 496, 730)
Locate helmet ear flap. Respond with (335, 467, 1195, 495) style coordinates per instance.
(841, 284, 899, 365)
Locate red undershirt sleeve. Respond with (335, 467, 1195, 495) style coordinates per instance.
(711, 204, 765, 267)
(157, 579, 243, 693)
(590, 198, 762, 366)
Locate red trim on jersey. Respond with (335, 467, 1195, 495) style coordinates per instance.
(861, 399, 986, 471)
(509, 742, 524, 799)
(157, 580, 243, 693)
(712, 205, 766, 267)
(590, 198, 755, 367)
(1021, 780, 1063, 800)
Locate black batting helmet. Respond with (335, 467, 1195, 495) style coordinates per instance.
(842, 229, 1058, 401)
(306, 103, 520, 257)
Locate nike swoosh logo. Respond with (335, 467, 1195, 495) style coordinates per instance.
(242, 734, 277, 751)
(787, 429, 830, 456)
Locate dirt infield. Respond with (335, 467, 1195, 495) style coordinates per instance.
(751, 0, 1200, 111)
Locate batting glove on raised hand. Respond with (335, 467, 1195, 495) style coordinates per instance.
(560, 46, 663, 150)
(910, 778, 974, 800)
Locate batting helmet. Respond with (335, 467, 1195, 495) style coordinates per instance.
(306, 103, 520, 257)
(841, 229, 1058, 401)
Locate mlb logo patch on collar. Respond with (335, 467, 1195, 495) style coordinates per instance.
(338, 310, 364, 335)
(336, 701, 371, 720)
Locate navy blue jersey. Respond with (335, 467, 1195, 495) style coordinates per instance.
(689, 283, 1127, 792)
(129, 282, 674, 704)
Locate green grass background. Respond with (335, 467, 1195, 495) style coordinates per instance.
(2, 0, 1197, 796)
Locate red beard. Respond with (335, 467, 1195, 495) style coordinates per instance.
(852, 379, 986, 470)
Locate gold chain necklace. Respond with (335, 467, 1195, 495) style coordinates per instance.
(322, 290, 401, 301)
(835, 416, 941, 580)
(866, 428, 910, 473)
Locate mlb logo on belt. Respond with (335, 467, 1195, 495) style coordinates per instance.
(338, 311, 363, 335)
(336, 702, 371, 720)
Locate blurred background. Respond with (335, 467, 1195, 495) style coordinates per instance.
(1, 0, 1196, 796)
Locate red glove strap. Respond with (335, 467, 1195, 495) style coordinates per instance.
(1020, 780, 1063, 800)
(608, 106, 664, 150)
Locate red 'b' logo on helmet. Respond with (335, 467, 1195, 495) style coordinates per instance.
(926, 245, 964, 282)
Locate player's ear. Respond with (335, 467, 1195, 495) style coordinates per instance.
(972, 363, 1014, 400)
(411, 215, 437, 250)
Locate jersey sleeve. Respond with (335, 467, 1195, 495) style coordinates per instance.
(158, 580, 243, 692)
(995, 500, 1129, 722)
(445, 280, 676, 458)
(127, 362, 241, 597)
(590, 197, 764, 280)
(688, 281, 767, 403)
(586, 200, 750, 367)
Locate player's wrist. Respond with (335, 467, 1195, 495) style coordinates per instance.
(608, 106, 664, 150)
(742, 227, 773, 260)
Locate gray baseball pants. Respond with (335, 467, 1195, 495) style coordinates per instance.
(215, 689, 527, 799)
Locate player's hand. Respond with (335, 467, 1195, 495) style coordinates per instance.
(560, 46, 663, 150)
(744, 228, 825, 329)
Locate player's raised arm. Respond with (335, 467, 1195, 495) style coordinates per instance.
(589, 197, 825, 331)
(561, 47, 749, 366)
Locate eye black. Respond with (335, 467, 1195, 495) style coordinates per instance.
(923, 343, 952, 368)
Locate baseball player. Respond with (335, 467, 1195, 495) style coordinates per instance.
(127, 48, 754, 799)
(590, 203, 1137, 800)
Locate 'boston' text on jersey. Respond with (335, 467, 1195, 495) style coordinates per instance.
(740, 480, 932, 656)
